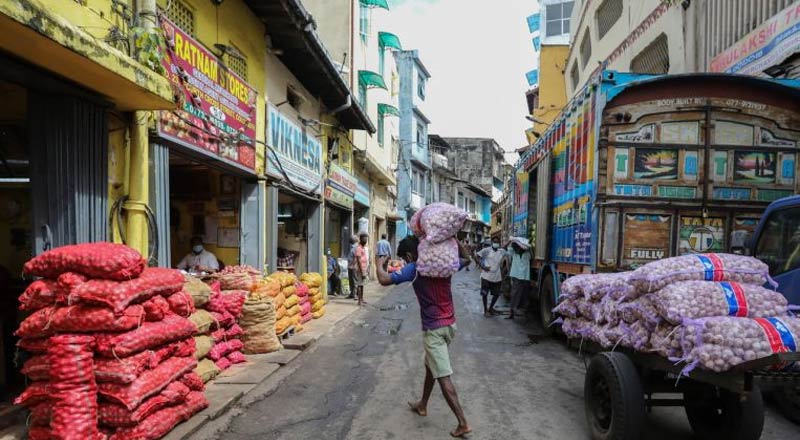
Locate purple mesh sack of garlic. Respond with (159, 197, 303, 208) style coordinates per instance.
(409, 203, 468, 244)
(618, 295, 661, 329)
(416, 238, 461, 278)
(600, 295, 621, 326)
(651, 281, 788, 325)
(616, 321, 651, 351)
(649, 323, 682, 359)
(562, 317, 592, 339)
(628, 253, 771, 294)
(678, 316, 800, 373)
(553, 296, 579, 318)
(560, 272, 633, 300)
(576, 299, 604, 323)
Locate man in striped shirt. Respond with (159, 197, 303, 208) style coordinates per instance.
(377, 236, 472, 438)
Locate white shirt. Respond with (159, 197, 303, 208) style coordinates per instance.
(477, 247, 506, 283)
(177, 249, 219, 271)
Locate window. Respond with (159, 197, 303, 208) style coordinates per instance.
(378, 48, 386, 77)
(456, 191, 464, 208)
(631, 33, 669, 74)
(545, 1, 573, 37)
(225, 44, 248, 81)
(570, 63, 580, 90)
(469, 199, 476, 214)
(412, 170, 425, 194)
(416, 122, 425, 148)
(755, 207, 800, 276)
(580, 31, 592, 68)
(166, 1, 195, 35)
(359, 4, 370, 43)
(377, 115, 385, 147)
(417, 73, 426, 100)
(596, 0, 623, 40)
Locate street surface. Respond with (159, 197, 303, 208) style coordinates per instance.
(190, 270, 798, 439)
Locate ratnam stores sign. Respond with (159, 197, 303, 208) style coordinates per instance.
(267, 104, 323, 194)
(157, 17, 257, 172)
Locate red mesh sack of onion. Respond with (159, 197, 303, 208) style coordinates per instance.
(23, 242, 146, 281)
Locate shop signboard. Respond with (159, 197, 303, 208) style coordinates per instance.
(266, 104, 323, 194)
(157, 17, 257, 172)
(710, 2, 800, 75)
(325, 163, 356, 209)
(355, 178, 370, 206)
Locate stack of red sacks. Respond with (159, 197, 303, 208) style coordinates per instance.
(296, 282, 312, 327)
(206, 282, 248, 371)
(14, 242, 208, 440)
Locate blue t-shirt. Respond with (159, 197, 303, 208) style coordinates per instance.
(377, 239, 392, 257)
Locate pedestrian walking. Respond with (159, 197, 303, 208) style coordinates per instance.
(376, 233, 392, 263)
(506, 237, 531, 320)
(475, 237, 505, 316)
(347, 235, 358, 299)
(326, 249, 342, 297)
(354, 233, 370, 306)
(376, 236, 472, 438)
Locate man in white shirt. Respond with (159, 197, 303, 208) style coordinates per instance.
(475, 237, 506, 317)
(177, 236, 220, 273)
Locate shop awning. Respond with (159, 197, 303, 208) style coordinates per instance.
(0, 0, 174, 111)
(378, 32, 402, 51)
(378, 103, 400, 118)
(359, 70, 388, 90)
(360, 0, 390, 10)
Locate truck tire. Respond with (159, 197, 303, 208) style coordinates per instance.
(773, 386, 800, 425)
(539, 274, 555, 335)
(584, 352, 645, 440)
(684, 385, 764, 440)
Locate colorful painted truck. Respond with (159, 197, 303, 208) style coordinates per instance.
(509, 71, 800, 329)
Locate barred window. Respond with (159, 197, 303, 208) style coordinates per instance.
(225, 45, 248, 81)
(165, 1, 195, 36)
(580, 30, 592, 68)
(631, 33, 669, 74)
(596, 0, 623, 40)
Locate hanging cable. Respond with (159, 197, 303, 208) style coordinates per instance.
(110, 195, 160, 265)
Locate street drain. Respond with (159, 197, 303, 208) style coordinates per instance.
(372, 318, 403, 335)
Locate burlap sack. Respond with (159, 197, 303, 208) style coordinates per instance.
(194, 359, 221, 383)
(194, 335, 214, 360)
(240, 297, 282, 354)
(184, 276, 211, 308)
(189, 310, 214, 334)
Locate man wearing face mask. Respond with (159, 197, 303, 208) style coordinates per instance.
(177, 236, 220, 273)
(474, 237, 505, 317)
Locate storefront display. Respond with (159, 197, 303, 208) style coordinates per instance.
(324, 163, 356, 258)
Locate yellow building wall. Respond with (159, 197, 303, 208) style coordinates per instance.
(532, 45, 569, 135)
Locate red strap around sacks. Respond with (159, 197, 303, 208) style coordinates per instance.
(15, 304, 145, 338)
(24, 242, 146, 281)
(95, 314, 198, 358)
(48, 334, 102, 440)
(69, 267, 185, 313)
(108, 391, 209, 440)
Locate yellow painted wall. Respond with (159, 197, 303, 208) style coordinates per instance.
(533, 45, 569, 135)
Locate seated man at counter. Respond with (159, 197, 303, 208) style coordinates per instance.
(177, 236, 220, 273)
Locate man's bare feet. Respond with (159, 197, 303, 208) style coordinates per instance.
(450, 425, 472, 438)
(407, 401, 427, 417)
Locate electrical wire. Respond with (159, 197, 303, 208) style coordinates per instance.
(111, 195, 160, 265)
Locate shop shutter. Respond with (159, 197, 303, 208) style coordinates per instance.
(240, 181, 265, 269)
(151, 142, 172, 266)
(29, 92, 108, 253)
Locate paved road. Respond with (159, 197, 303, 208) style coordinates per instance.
(191, 270, 798, 439)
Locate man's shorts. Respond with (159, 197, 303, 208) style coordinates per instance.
(423, 325, 456, 379)
(481, 279, 501, 297)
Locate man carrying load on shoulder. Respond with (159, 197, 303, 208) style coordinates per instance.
(376, 236, 472, 438)
(474, 236, 505, 317)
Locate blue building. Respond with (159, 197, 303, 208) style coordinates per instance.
(394, 49, 432, 237)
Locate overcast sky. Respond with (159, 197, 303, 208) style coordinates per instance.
(385, 0, 540, 163)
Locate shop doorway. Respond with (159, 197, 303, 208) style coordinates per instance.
(325, 205, 352, 259)
(168, 153, 244, 272)
(276, 191, 316, 274)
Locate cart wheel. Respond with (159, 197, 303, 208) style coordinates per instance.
(773, 386, 800, 425)
(683, 385, 764, 440)
(539, 274, 555, 335)
(584, 352, 645, 440)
